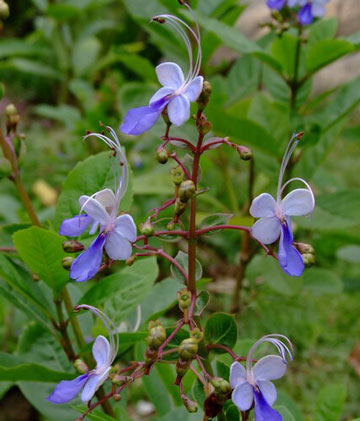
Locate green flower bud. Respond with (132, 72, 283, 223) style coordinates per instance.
(126, 255, 136, 266)
(177, 288, 191, 311)
(182, 395, 198, 413)
(62, 240, 84, 253)
(145, 346, 158, 365)
(295, 242, 315, 255)
(176, 358, 190, 377)
(170, 166, 184, 185)
(113, 394, 121, 401)
(302, 252, 315, 267)
(0, 157, 11, 179)
(175, 197, 187, 215)
(140, 220, 155, 237)
(167, 221, 175, 231)
(74, 359, 88, 374)
(197, 80, 212, 111)
(62, 256, 74, 270)
(199, 120, 212, 135)
(237, 146, 253, 161)
(156, 148, 169, 164)
(178, 338, 198, 361)
(0, 1, 9, 19)
(5, 104, 17, 117)
(178, 180, 196, 203)
(190, 327, 203, 343)
(146, 321, 166, 349)
(211, 377, 232, 402)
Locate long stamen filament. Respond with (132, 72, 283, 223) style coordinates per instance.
(277, 133, 299, 202)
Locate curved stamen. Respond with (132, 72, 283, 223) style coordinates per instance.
(277, 133, 299, 202)
(280, 176, 315, 211)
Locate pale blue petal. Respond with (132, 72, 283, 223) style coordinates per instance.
(230, 362, 246, 389)
(150, 87, 174, 106)
(232, 382, 254, 411)
(254, 389, 282, 421)
(298, 4, 313, 25)
(156, 62, 184, 89)
(120, 105, 163, 136)
(251, 217, 281, 244)
(311, 3, 326, 17)
(184, 76, 203, 102)
(94, 189, 116, 214)
(250, 193, 277, 218)
(288, 0, 298, 6)
(81, 374, 99, 403)
(104, 231, 132, 260)
(70, 233, 106, 282)
(167, 94, 190, 126)
(253, 355, 287, 381)
(257, 380, 277, 407)
(92, 335, 111, 368)
(282, 188, 314, 216)
(89, 220, 99, 235)
(79, 196, 110, 225)
(115, 214, 137, 242)
(278, 222, 304, 277)
(47, 374, 88, 404)
(59, 215, 92, 237)
(266, 0, 285, 9)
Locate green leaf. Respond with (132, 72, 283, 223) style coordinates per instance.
(46, 3, 80, 20)
(274, 406, 296, 421)
(133, 172, 173, 196)
(79, 257, 158, 324)
(306, 39, 354, 75)
(55, 151, 133, 229)
(315, 384, 347, 421)
(0, 352, 74, 382)
(170, 251, 202, 284)
(0, 82, 4, 100)
(73, 405, 131, 420)
(205, 312, 238, 352)
(156, 407, 203, 421)
(302, 268, 343, 296)
(199, 213, 233, 235)
(337, 245, 360, 263)
(72, 37, 101, 77)
(271, 34, 299, 77)
(7, 58, 63, 80)
(308, 18, 338, 45)
(13, 227, 69, 296)
(227, 55, 261, 103)
(224, 403, 240, 421)
(34, 104, 81, 130)
(0, 39, 49, 59)
(194, 290, 210, 316)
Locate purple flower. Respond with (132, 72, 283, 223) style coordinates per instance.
(59, 127, 137, 282)
(230, 334, 294, 420)
(287, 0, 329, 25)
(249, 133, 315, 277)
(120, 6, 203, 135)
(47, 305, 119, 404)
(267, 0, 286, 10)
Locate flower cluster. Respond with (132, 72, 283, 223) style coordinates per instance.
(267, 0, 329, 25)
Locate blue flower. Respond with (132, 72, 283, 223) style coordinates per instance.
(249, 133, 315, 277)
(120, 6, 203, 135)
(266, 0, 286, 10)
(230, 334, 293, 420)
(47, 305, 119, 404)
(266, 0, 329, 25)
(59, 127, 136, 282)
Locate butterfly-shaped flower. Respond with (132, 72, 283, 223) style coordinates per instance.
(230, 334, 294, 420)
(120, 4, 203, 135)
(47, 305, 118, 404)
(249, 133, 315, 277)
(59, 126, 136, 282)
(267, 0, 329, 25)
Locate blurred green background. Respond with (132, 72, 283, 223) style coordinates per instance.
(0, 0, 360, 420)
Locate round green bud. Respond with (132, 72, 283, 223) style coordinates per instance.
(140, 221, 155, 237)
(74, 359, 88, 374)
(175, 197, 187, 215)
(0, 2, 9, 20)
(113, 394, 122, 401)
(296, 242, 315, 255)
(167, 221, 175, 231)
(62, 240, 84, 253)
(5, 104, 17, 117)
(126, 255, 136, 266)
(178, 180, 196, 203)
(178, 338, 198, 361)
(156, 148, 169, 164)
(211, 377, 232, 397)
(146, 324, 166, 349)
(182, 396, 198, 413)
(170, 166, 184, 185)
(303, 252, 315, 267)
(177, 288, 191, 311)
(190, 328, 203, 343)
(197, 80, 212, 111)
(62, 256, 74, 270)
(0, 157, 11, 179)
(238, 146, 253, 161)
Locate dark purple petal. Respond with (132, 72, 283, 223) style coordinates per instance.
(254, 389, 282, 421)
(59, 214, 92, 237)
(278, 222, 304, 277)
(69, 233, 107, 282)
(46, 373, 89, 404)
(266, 0, 285, 10)
(298, 4, 313, 25)
(120, 97, 170, 135)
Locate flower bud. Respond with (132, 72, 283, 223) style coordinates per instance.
(211, 377, 232, 402)
(126, 255, 136, 266)
(237, 146, 253, 161)
(175, 197, 187, 215)
(140, 220, 155, 237)
(199, 119, 212, 135)
(113, 394, 121, 401)
(182, 395, 198, 413)
(302, 252, 315, 267)
(197, 80, 212, 111)
(74, 359, 88, 374)
(156, 148, 169, 164)
(0, 1, 9, 19)
(170, 166, 184, 185)
(146, 320, 166, 349)
(178, 338, 198, 361)
(62, 256, 74, 270)
(176, 358, 190, 378)
(167, 221, 175, 231)
(62, 240, 84, 253)
(5, 104, 17, 117)
(0, 157, 11, 179)
(295, 242, 314, 255)
(177, 288, 191, 311)
(190, 327, 203, 343)
(178, 180, 196, 203)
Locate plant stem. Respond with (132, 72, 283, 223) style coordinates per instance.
(55, 299, 76, 361)
(218, 148, 239, 213)
(290, 25, 303, 109)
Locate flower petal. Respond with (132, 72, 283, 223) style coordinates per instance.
(278, 222, 304, 277)
(167, 95, 190, 126)
(70, 234, 106, 282)
(266, 0, 285, 10)
(298, 4, 313, 25)
(81, 374, 99, 403)
(230, 362, 247, 388)
(253, 355, 287, 381)
(282, 188, 314, 216)
(115, 214, 137, 242)
(232, 382, 254, 411)
(105, 231, 132, 260)
(312, 2, 326, 17)
(254, 389, 282, 421)
(150, 87, 174, 106)
(47, 374, 89, 404)
(250, 193, 277, 218)
(251, 217, 281, 244)
(257, 380, 277, 407)
(94, 189, 116, 214)
(184, 76, 204, 102)
(120, 106, 162, 136)
(79, 196, 110, 225)
(156, 62, 184, 89)
(59, 215, 92, 237)
(92, 335, 111, 368)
